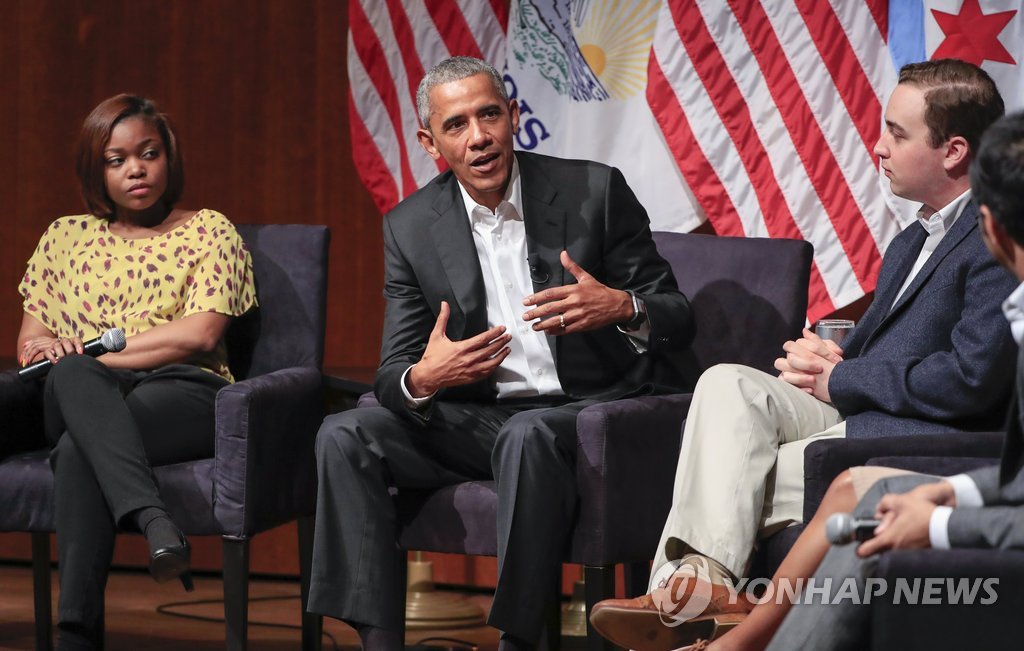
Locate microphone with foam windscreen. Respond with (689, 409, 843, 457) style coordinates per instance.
(19, 328, 127, 382)
(825, 512, 881, 544)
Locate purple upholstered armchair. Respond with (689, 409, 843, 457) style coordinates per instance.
(0, 224, 329, 651)
(360, 232, 813, 651)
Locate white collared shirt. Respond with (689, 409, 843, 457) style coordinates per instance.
(891, 189, 972, 308)
(892, 189, 970, 309)
(458, 158, 564, 399)
(1001, 280, 1024, 346)
(402, 158, 564, 404)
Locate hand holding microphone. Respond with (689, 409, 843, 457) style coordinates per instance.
(19, 328, 127, 381)
(825, 512, 880, 544)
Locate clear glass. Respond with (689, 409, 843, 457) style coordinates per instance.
(815, 319, 855, 345)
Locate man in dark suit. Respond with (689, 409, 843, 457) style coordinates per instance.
(307, 56, 694, 650)
(763, 109, 1024, 651)
(590, 59, 1018, 651)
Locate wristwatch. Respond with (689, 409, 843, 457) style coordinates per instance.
(624, 290, 648, 330)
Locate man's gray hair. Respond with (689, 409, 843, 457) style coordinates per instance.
(416, 56, 509, 130)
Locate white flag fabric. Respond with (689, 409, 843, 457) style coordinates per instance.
(502, 0, 704, 234)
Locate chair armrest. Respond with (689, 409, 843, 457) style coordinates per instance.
(213, 366, 324, 537)
(0, 369, 46, 454)
(865, 455, 999, 477)
(572, 393, 694, 565)
(802, 432, 1004, 521)
(871, 548, 1024, 651)
(357, 392, 378, 408)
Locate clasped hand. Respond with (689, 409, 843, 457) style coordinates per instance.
(856, 480, 957, 557)
(521, 251, 632, 335)
(774, 328, 843, 402)
(20, 334, 84, 367)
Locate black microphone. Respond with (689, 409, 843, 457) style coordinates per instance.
(527, 253, 550, 284)
(19, 328, 127, 382)
(825, 512, 881, 544)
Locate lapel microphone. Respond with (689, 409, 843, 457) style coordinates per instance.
(527, 253, 550, 284)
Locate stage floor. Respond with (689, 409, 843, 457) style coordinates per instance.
(0, 564, 501, 650)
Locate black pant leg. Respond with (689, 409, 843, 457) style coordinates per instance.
(488, 400, 595, 643)
(45, 358, 225, 522)
(51, 433, 114, 650)
(308, 401, 514, 630)
(46, 358, 224, 649)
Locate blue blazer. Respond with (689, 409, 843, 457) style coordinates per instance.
(830, 201, 1018, 438)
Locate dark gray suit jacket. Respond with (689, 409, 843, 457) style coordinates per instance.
(829, 201, 1018, 438)
(948, 344, 1024, 548)
(373, 152, 695, 420)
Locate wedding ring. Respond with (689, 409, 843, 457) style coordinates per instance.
(559, 314, 565, 329)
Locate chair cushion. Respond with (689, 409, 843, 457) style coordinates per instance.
(0, 450, 221, 535)
(0, 450, 53, 532)
(397, 482, 499, 557)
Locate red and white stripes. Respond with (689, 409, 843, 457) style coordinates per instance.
(648, 0, 901, 321)
(347, 0, 508, 214)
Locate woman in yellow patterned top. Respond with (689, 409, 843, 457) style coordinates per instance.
(17, 94, 255, 650)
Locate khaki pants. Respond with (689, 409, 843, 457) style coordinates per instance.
(651, 364, 846, 583)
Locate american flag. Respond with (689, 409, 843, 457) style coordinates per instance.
(647, 0, 898, 319)
(347, 0, 508, 215)
(348, 0, 1023, 321)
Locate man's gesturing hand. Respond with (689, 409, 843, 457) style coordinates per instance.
(522, 251, 633, 335)
(406, 301, 512, 398)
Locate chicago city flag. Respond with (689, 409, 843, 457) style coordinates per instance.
(348, 0, 1024, 320)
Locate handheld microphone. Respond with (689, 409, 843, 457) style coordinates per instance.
(19, 328, 127, 382)
(825, 512, 881, 544)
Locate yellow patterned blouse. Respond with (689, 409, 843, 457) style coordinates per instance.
(19, 209, 256, 382)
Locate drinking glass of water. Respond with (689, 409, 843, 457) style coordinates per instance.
(815, 319, 855, 346)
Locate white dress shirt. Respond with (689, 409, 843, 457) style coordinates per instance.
(929, 278, 1024, 548)
(891, 189, 972, 308)
(402, 158, 564, 404)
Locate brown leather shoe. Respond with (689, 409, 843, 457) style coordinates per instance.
(589, 577, 752, 651)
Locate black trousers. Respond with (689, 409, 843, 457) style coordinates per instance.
(43, 355, 226, 648)
(308, 398, 595, 644)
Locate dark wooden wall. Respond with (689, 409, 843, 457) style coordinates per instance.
(0, 0, 868, 594)
(0, 0, 384, 370)
(0, 0, 532, 591)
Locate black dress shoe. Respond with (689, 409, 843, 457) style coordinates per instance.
(149, 531, 194, 591)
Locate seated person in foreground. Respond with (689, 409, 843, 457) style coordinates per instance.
(590, 58, 1018, 651)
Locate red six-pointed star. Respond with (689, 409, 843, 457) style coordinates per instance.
(931, 0, 1017, 66)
